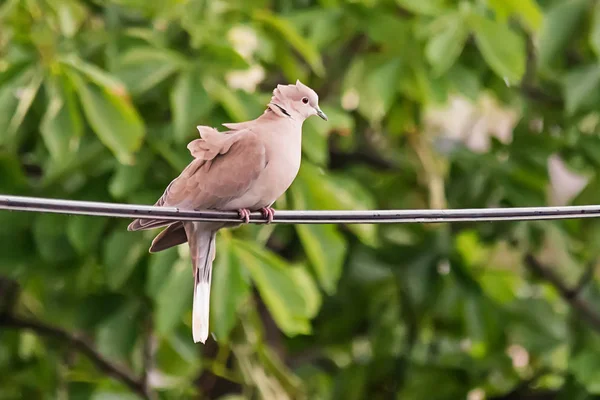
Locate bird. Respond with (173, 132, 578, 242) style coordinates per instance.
(127, 80, 327, 344)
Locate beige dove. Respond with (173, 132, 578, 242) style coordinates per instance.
(128, 80, 327, 343)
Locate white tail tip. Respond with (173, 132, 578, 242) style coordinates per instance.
(192, 281, 210, 344)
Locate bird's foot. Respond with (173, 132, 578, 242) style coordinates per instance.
(238, 208, 251, 224)
(259, 207, 275, 224)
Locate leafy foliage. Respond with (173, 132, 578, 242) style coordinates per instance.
(2, 0, 600, 398)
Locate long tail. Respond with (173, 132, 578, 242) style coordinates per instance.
(183, 222, 216, 344)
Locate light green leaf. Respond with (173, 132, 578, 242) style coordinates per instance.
(40, 74, 83, 161)
(290, 183, 347, 295)
(254, 10, 324, 76)
(7, 67, 42, 137)
(295, 163, 378, 247)
(0, 65, 32, 146)
(301, 117, 329, 166)
(358, 58, 401, 123)
(234, 239, 320, 336)
(52, 0, 88, 38)
(204, 78, 249, 122)
(68, 71, 145, 164)
(67, 216, 108, 254)
(60, 55, 125, 92)
(537, 0, 587, 70)
(563, 64, 600, 115)
(210, 234, 250, 341)
(115, 47, 186, 95)
(425, 14, 468, 75)
(470, 14, 525, 83)
(155, 258, 193, 336)
(396, 0, 448, 16)
(102, 231, 146, 290)
(486, 0, 542, 32)
(171, 70, 213, 144)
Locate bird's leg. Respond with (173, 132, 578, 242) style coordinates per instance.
(259, 206, 275, 224)
(238, 208, 251, 224)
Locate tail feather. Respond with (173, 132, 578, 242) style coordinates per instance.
(149, 222, 188, 253)
(184, 222, 216, 344)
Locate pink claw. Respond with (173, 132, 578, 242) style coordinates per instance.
(238, 208, 251, 224)
(260, 207, 275, 224)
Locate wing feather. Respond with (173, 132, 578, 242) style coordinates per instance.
(128, 129, 266, 231)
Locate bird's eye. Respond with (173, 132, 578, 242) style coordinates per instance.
(302, 97, 309, 104)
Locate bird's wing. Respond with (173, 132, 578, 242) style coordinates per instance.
(128, 127, 267, 231)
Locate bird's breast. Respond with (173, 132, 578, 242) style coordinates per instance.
(224, 125, 302, 210)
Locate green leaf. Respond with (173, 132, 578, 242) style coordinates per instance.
(155, 258, 193, 336)
(67, 216, 108, 254)
(470, 14, 525, 83)
(486, 0, 543, 32)
(295, 163, 378, 247)
(115, 47, 186, 95)
(170, 70, 213, 144)
(290, 183, 347, 295)
(202, 43, 251, 70)
(145, 247, 179, 298)
(204, 78, 249, 122)
(563, 64, 600, 115)
(7, 67, 42, 137)
(357, 58, 402, 123)
(537, 0, 587, 70)
(109, 150, 151, 199)
(234, 239, 321, 336)
(51, 0, 88, 38)
(571, 356, 600, 393)
(60, 55, 126, 92)
(301, 117, 329, 166)
(96, 301, 139, 361)
(102, 231, 146, 290)
(68, 71, 145, 165)
(254, 10, 324, 76)
(210, 234, 250, 341)
(40, 74, 83, 161)
(396, 0, 448, 16)
(590, 2, 600, 58)
(425, 14, 468, 75)
(32, 214, 75, 263)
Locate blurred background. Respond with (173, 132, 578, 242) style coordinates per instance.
(2, 0, 600, 399)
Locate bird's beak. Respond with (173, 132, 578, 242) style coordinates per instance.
(316, 107, 328, 121)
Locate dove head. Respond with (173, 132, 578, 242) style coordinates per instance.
(269, 80, 327, 122)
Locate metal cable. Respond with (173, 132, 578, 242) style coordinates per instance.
(1, 194, 600, 224)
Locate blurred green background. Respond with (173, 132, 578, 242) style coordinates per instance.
(3, 0, 600, 398)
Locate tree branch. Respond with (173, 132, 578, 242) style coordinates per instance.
(0, 313, 152, 399)
(524, 254, 600, 333)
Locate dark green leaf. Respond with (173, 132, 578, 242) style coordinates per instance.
(210, 234, 250, 341)
(155, 258, 193, 336)
(537, 0, 587, 70)
(102, 231, 146, 290)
